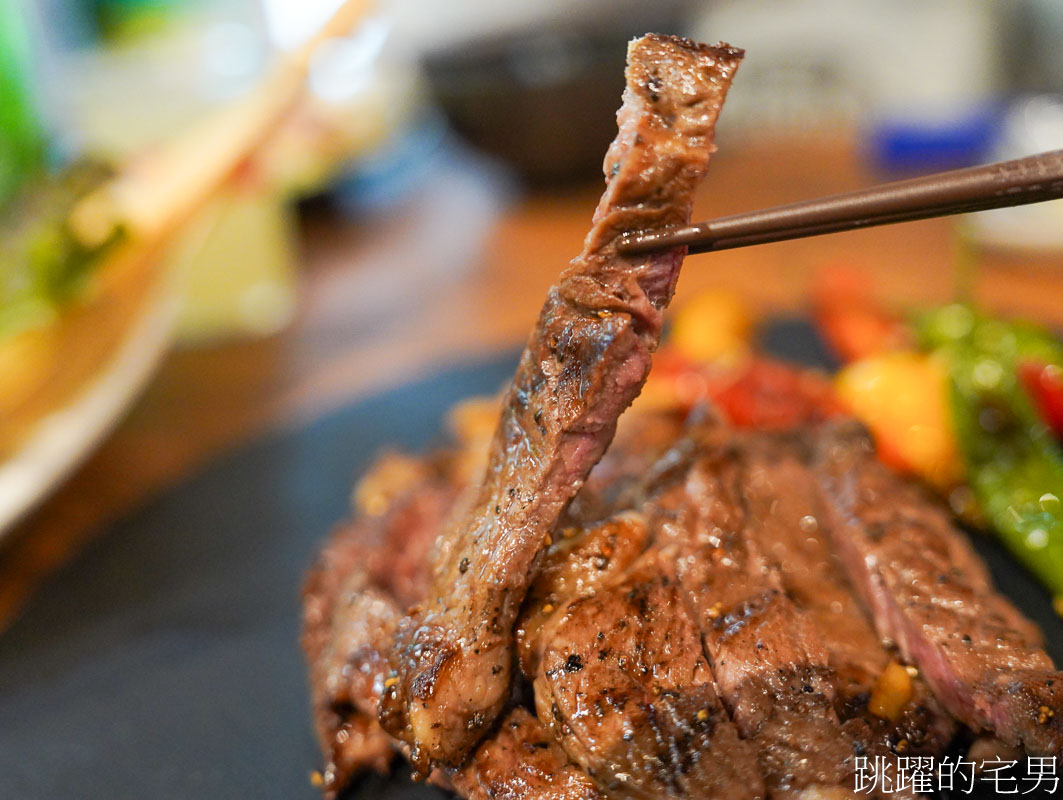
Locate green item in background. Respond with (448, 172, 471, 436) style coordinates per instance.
(918, 304, 1063, 601)
(0, 1, 45, 207)
(92, 0, 191, 40)
(0, 159, 123, 340)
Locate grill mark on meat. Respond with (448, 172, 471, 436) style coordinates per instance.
(519, 416, 763, 799)
(381, 35, 743, 768)
(451, 708, 603, 800)
(534, 550, 764, 800)
(654, 430, 869, 796)
(813, 421, 1063, 756)
(735, 432, 957, 756)
(517, 409, 702, 679)
(316, 550, 608, 800)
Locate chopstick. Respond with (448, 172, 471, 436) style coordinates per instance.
(617, 150, 1063, 256)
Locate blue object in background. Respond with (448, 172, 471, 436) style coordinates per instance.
(865, 104, 1004, 175)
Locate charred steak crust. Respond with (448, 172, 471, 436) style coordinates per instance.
(517, 512, 652, 679)
(814, 422, 1063, 756)
(534, 551, 764, 800)
(381, 35, 743, 768)
(519, 424, 763, 800)
(450, 708, 603, 800)
(301, 468, 462, 797)
(304, 519, 404, 798)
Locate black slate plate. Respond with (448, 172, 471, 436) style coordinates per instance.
(0, 319, 1059, 800)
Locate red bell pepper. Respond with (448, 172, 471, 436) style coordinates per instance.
(811, 264, 913, 363)
(1018, 360, 1063, 439)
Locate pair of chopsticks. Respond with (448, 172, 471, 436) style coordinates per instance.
(617, 150, 1063, 256)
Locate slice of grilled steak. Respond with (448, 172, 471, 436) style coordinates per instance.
(451, 708, 603, 800)
(315, 585, 403, 796)
(736, 432, 956, 755)
(520, 429, 762, 799)
(302, 461, 462, 798)
(516, 511, 651, 679)
(814, 421, 1063, 756)
(655, 432, 864, 796)
(305, 523, 403, 798)
(534, 549, 764, 800)
(381, 35, 744, 768)
(519, 408, 706, 678)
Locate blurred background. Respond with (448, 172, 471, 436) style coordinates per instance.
(1, 0, 1063, 623)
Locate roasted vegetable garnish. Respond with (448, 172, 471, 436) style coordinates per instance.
(812, 265, 1063, 604)
(812, 263, 913, 362)
(1019, 359, 1063, 441)
(919, 304, 1063, 600)
(835, 351, 961, 489)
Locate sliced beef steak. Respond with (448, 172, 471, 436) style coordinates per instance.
(657, 445, 860, 796)
(736, 432, 956, 755)
(518, 418, 763, 799)
(518, 408, 701, 678)
(301, 29, 1063, 800)
(646, 422, 929, 797)
(305, 528, 405, 798)
(814, 422, 1063, 756)
(302, 461, 462, 797)
(517, 512, 651, 679)
(567, 407, 691, 523)
(534, 549, 764, 800)
(305, 411, 1063, 799)
(382, 35, 744, 768)
(451, 708, 603, 800)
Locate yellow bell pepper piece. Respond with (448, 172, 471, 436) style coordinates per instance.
(835, 351, 962, 489)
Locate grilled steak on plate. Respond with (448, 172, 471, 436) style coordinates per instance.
(302, 32, 1063, 800)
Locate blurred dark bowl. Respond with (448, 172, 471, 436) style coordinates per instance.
(422, 12, 687, 186)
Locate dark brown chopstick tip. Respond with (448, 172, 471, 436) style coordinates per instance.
(616, 232, 656, 256)
(616, 149, 1063, 258)
(617, 227, 702, 255)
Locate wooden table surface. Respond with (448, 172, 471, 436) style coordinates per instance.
(2, 132, 1062, 631)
